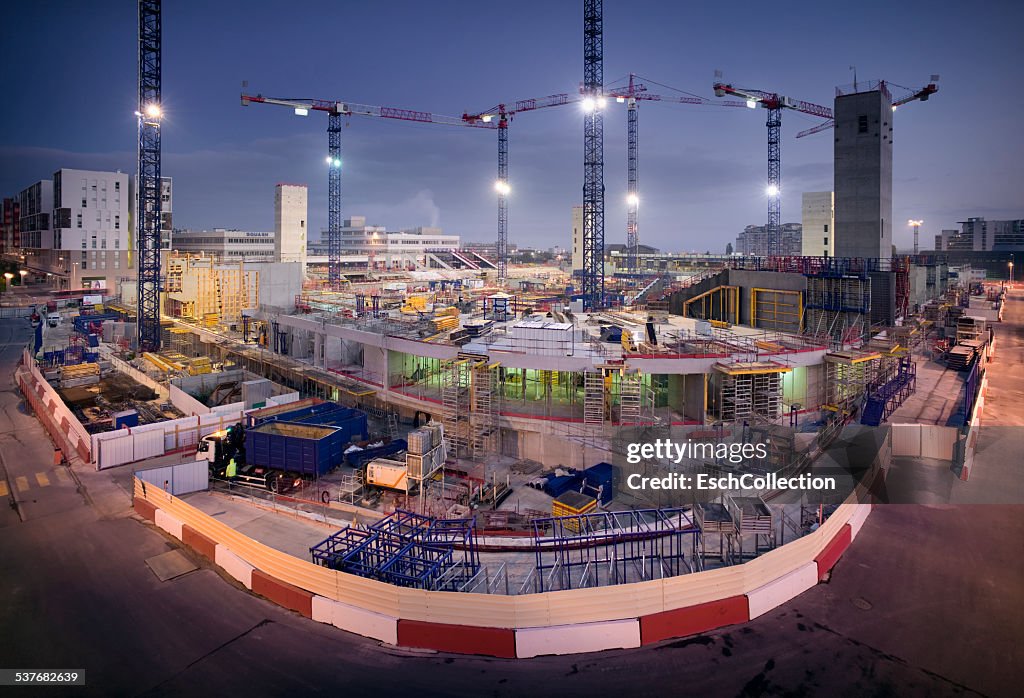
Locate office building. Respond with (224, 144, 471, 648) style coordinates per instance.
(171, 229, 276, 261)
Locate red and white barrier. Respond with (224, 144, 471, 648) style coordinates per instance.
(515, 619, 641, 658)
(745, 561, 819, 619)
(313, 596, 398, 645)
(214, 544, 254, 589)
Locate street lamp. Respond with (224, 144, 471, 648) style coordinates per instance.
(3, 272, 12, 295)
(1010, 261, 1015, 285)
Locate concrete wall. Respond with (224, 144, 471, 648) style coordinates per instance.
(250, 261, 303, 311)
(834, 90, 893, 259)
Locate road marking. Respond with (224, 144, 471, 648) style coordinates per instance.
(54, 468, 70, 483)
(0, 481, 7, 497)
(15, 476, 29, 492)
(36, 472, 50, 487)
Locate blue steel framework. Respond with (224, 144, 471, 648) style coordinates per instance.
(581, 0, 605, 311)
(136, 0, 163, 351)
(309, 510, 479, 591)
(532, 508, 700, 593)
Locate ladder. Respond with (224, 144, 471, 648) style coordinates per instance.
(619, 372, 642, 425)
(583, 370, 606, 425)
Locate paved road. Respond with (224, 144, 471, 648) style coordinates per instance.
(1, 316, 1022, 697)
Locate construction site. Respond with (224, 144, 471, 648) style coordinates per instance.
(7, 0, 1020, 674)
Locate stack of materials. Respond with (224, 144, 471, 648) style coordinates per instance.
(947, 342, 980, 371)
(552, 491, 598, 531)
(61, 362, 100, 388)
(432, 315, 459, 333)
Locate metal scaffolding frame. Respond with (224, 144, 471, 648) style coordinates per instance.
(804, 274, 870, 343)
(441, 358, 472, 458)
(713, 362, 789, 422)
(823, 350, 881, 414)
(471, 361, 500, 457)
(531, 507, 699, 592)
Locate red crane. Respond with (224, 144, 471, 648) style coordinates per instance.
(242, 93, 495, 286)
(462, 94, 579, 282)
(713, 79, 833, 256)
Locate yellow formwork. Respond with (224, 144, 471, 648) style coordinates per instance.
(683, 285, 739, 325)
(750, 288, 803, 332)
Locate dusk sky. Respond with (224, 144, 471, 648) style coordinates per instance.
(2, 0, 1021, 253)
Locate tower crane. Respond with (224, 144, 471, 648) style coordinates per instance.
(713, 80, 833, 256)
(136, 0, 163, 352)
(582, 0, 605, 311)
(606, 75, 746, 272)
(241, 93, 495, 288)
(795, 79, 938, 138)
(462, 94, 578, 283)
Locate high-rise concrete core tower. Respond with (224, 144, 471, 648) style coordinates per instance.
(834, 88, 893, 259)
(275, 183, 307, 266)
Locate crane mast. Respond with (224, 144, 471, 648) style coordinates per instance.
(463, 93, 576, 285)
(582, 0, 605, 311)
(137, 0, 163, 351)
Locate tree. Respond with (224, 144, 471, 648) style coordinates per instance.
(725, 242, 734, 256)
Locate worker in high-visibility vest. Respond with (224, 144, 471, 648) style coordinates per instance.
(226, 457, 237, 479)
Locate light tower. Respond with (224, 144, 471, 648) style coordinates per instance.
(908, 219, 923, 255)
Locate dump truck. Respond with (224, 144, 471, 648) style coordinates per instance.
(198, 403, 366, 492)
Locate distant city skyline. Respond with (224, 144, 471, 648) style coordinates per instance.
(2, 0, 1021, 254)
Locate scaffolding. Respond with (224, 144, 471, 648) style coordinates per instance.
(751, 288, 803, 333)
(823, 350, 882, 414)
(712, 362, 790, 422)
(471, 361, 500, 457)
(441, 359, 472, 458)
(804, 274, 870, 343)
(165, 254, 258, 325)
(530, 508, 700, 592)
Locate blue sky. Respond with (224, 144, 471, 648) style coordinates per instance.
(1, 0, 1022, 252)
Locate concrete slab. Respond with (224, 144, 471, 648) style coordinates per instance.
(145, 550, 198, 582)
(182, 492, 336, 559)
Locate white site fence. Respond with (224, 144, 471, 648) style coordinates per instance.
(91, 390, 301, 471)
